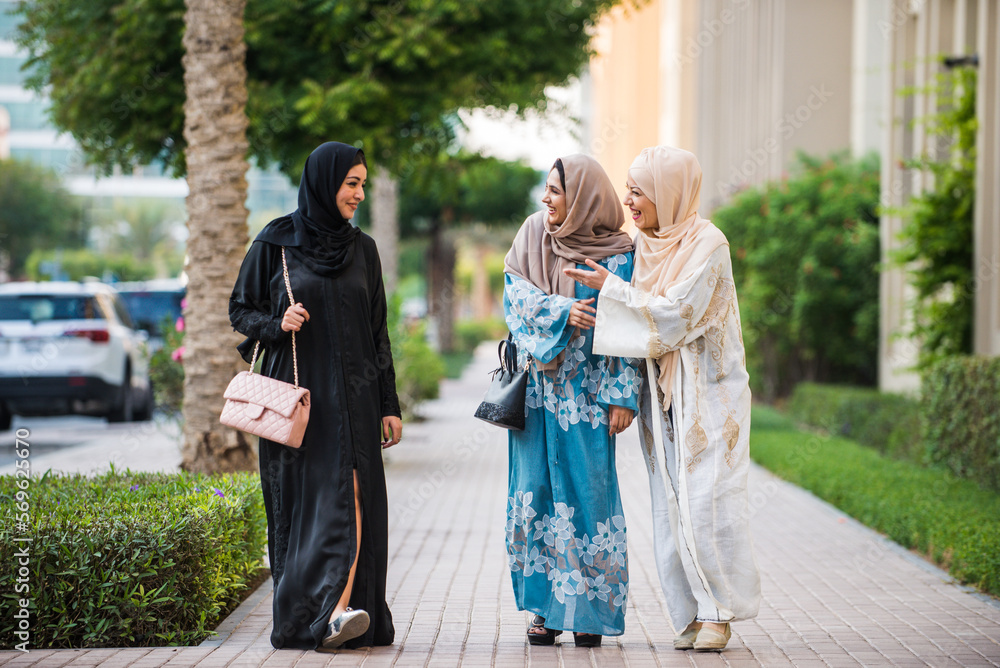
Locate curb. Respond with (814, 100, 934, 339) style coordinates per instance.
(753, 463, 1000, 612)
(199, 579, 273, 648)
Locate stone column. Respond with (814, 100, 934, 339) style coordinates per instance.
(973, 0, 1000, 355)
(878, 0, 921, 393)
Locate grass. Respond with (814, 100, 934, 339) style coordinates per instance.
(750, 404, 1000, 596)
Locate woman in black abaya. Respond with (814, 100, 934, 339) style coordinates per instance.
(229, 141, 403, 651)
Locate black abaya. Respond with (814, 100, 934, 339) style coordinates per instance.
(229, 232, 399, 650)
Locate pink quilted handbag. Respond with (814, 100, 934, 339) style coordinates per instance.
(220, 247, 311, 447)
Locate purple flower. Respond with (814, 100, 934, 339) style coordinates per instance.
(213, 488, 225, 498)
(129, 484, 140, 491)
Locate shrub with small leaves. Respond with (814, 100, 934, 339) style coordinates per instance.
(787, 383, 922, 461)
(149, 311, 185, 415)
(0, 470, 266, 648)
(921, 355, 1000, 493)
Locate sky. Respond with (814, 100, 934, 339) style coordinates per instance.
(458, 82, 587, 171)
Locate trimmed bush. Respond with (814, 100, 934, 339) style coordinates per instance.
(455, 317, 508, 354)
(751, 405, 1000, 596)
(0, 470, 266, 649)
(922, 356, 1000, 493)
(787, 383, 922, 460)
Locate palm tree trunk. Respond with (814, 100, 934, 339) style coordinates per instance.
(428, 219, 456, 353)
(180, 0, 256, 473)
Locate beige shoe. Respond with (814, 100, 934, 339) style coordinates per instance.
(693, 623, 731, 651)
(673, 623, 701, 650)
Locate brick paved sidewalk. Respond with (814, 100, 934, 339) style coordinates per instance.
(3, 346, 999, 666)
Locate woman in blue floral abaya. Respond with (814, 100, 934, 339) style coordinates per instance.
(502, 154, 640, 647)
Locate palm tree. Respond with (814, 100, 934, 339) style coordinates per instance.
(180, 0, 256, 473)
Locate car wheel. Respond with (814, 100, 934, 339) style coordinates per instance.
(134, 382, 154, 422)
(0, 404, 11, 431)
(108, 366, 135, 423)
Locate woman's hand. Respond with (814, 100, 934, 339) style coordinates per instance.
(568, 298, 597, 330)
(381, 415, 402, 448)
(281, 303, 310, 332)
(564, 259, 611, 291)
(608, 406, 634, 435)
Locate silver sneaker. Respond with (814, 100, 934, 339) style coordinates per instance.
(320, 608, 370, 650)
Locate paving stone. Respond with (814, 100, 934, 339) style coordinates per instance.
(5, 346, 1000, 667)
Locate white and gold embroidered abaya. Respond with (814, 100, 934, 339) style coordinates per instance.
(593, 146, 761, 632)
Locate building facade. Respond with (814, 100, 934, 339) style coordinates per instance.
(589, 0, 1000, 391)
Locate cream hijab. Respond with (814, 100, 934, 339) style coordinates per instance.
(630, 146, 728, 411)
(505, 154, 634, 369)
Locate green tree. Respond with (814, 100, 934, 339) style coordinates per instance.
(89, 198, 185, 262)
(713, 152, 882, 401)
(891, 64, 977, 369)
(399, 153, 537, 351)
(0, 158, 84, 279)
(15, 0, 631, 178)
(25, 247, 152, 281)
(15, 0, 632, 471)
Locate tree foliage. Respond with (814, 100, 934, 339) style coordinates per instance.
(713, 152, 881, 401)
(0, 157, 84, 278)
(399, 153, 539, 232)
(397, 152, 537, 351)
(15, 0, 630, 178)
(891, 64, 977, 369)
(24, 247, 155, 282)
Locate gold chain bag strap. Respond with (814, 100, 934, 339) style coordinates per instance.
(220, 247, 311, 447)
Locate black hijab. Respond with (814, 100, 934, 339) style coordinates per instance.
(256, 141, 364, 276)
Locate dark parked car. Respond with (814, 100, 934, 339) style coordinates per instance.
(115, 279, 186, 352)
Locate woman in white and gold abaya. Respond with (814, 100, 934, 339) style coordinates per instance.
(565, 146, 761, 652)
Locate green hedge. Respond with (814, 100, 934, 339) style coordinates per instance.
(454, 317, 508, 355)
(387, 295, 445, 416)
(922, 356, 1000, 493)
(787, 382, 922, 460)
(0, 470, 266, 649)
(752, 406, 1000, 596)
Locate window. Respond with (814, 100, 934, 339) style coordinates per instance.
(0, 295, 101, 322)
(0, 55, 26, 85)
(110, 294, 135, 329)
(0, 6, 20, 43)
(9, 147, 76, 173)
(118, 290, 184, 334)
(4, 99, 50, 131)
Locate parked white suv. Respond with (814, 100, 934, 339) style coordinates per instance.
(0, 282, 153, 430)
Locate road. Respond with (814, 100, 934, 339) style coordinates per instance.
(0, 413, 176, 471)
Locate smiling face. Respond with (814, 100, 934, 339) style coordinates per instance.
(541, 168, 568, 227)
(336, 163, 367, 219)
(624, 175, 657, 229)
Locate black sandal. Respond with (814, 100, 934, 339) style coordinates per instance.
(574, 632, 602, 648)
(527, 615, 562, 646)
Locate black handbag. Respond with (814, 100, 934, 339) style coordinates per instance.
(474, 334, 528, 430)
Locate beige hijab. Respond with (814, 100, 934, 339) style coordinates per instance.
(505, 154, 634, 369)
(630, 146, 728, 411)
